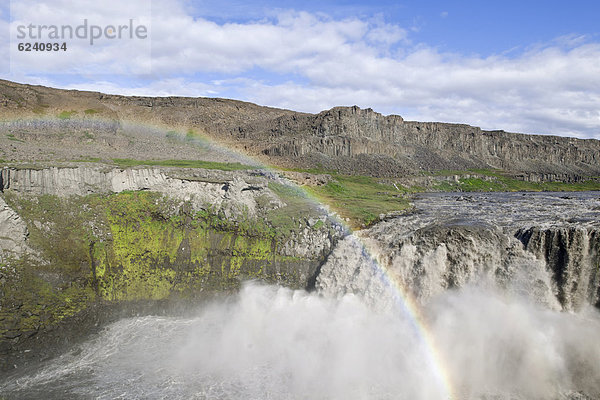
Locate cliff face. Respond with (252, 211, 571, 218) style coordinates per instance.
(1, 80, 599, 181)
(0, 166, 341, 369)
(0, 167, 286, 219)
(255, 106, 600, 178)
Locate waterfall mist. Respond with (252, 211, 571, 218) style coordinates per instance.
(2, 282, 600, 400)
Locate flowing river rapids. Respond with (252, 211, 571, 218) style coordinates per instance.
(1, 192, 600, 400)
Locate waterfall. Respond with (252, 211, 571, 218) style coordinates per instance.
(516, 227, 600, 310)
(318, 192, 600, 312)
(2, 192, 600, 400)
(316, 222, 563, 311)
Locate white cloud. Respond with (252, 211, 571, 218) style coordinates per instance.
(9, 0, 152, 75)
(2, 0, 599, 139)
(365, 22, 407, 46)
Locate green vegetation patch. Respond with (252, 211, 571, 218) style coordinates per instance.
(0, 258, 96, 339)
(93, 191, 298, 298)
(57, 110, 77, 120)
(112, 158, 255, 171)
(431, 169, 600, 192)
(185, 129, 197, 141)
(76, 156, 102, 163)
(2, 189, 317, 310)
(84, 109, 98, 115)
(303, 174, 412, 228)
(6, 133, 25, 143)
(163, 128, 211, 148)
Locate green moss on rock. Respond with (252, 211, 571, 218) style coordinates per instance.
(2, 189, 327, 349)
(0, 258, 95, 341)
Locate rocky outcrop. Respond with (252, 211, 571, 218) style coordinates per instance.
(0, 196, 30, 257)
(255, 106, 600, 179)
(0, 166, 283, 219)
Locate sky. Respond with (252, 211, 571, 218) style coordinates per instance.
(1, 0, 599, 139)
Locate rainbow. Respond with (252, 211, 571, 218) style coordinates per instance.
(354, 233, 456, 399)
(0, 114, 456, 399)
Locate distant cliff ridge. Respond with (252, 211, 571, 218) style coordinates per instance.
(1, 80, 599, 181)
(251, 106, 600, 178)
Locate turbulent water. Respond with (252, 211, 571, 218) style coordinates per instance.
(2, 192, 600, 400)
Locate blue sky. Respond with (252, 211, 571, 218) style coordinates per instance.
(192, 0, 600, 55)
(2, 0, 600, 138)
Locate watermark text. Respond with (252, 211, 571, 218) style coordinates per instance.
(16, 19, 147, 45)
